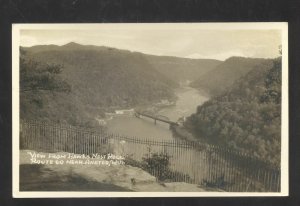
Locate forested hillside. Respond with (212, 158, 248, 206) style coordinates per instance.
(190, 57, 273, 96)
(185, 58, 281, 165)
(26, 42, 222, 83)
(145, 55, 221, 83)
(20, 43, 180, 127)
(20, 49, 96, 127)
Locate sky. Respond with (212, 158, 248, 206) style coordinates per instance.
(20, 25, 282, 61)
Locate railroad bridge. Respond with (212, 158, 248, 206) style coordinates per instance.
(135, 111, 179, 129)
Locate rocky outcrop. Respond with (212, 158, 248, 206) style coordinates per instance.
(19, 150, 209, 192)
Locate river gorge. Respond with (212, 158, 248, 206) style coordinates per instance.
(106, 86, 209, 141)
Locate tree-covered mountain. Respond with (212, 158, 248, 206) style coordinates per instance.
(190, 57, 273, 96)
(185, 58, 281, 165)
(21, 43, 182, 126)
(25, 42, 222, 83)
(145, 55, 221, 83)
(20, 49, 97, 127)
(28, 44, 179, 106)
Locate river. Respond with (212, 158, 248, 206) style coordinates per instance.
(106, 86, 210, 181)
(106, 86, 209, 141)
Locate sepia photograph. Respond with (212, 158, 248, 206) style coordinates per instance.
(12, 23, 288, 197)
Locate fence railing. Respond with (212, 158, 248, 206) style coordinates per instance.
(20, 120, 280, 192)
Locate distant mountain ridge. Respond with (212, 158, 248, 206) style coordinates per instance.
(22, 43, 178, 107)
(145, 55, 221, 83)
(190, 56, 273, 96)
(22, 42, 118, 53)
(23, 42, 222, 83)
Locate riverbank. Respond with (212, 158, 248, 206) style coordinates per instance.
(171, 124, 200, 143)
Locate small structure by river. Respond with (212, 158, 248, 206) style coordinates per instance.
(105, 108, 135, 119)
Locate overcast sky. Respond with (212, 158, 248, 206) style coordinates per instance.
(20, 26, 281, 60)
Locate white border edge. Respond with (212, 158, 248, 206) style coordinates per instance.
(12, 22, 289, 198)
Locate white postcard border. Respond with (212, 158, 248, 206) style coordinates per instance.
(12, 23, 289, 198)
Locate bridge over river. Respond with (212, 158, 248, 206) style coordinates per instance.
(135, 111, 179, 128)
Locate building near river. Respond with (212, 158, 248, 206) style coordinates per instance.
(115, 109, 135, 116)
(105, 109, 135, 117)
